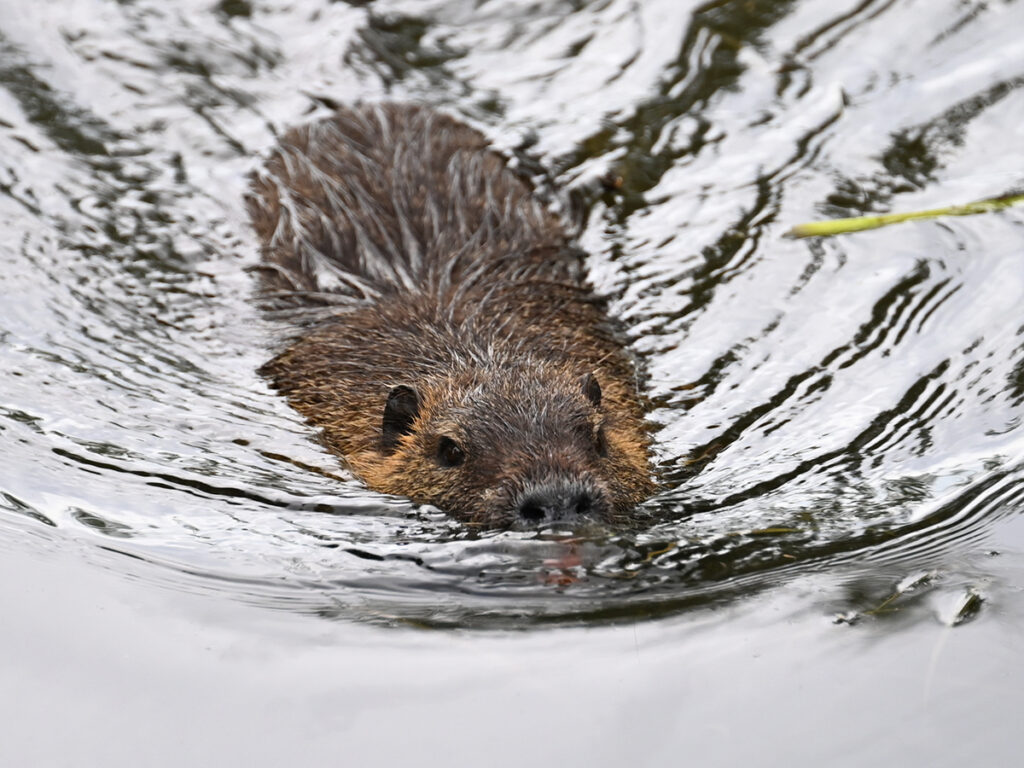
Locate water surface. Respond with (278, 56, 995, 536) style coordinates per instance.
(1, 0, 1023, 763)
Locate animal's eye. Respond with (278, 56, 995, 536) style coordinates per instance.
(594, 425, 609, 458)
(437, 436, 465, 468)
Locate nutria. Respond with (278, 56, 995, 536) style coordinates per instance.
(247, 103, 655, 527)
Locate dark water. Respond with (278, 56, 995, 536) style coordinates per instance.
(2, 0, 1023, 763)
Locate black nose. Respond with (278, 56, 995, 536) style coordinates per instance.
(516, 481, 601, 524)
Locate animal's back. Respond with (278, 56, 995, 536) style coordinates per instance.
(246, 103, 579, 303)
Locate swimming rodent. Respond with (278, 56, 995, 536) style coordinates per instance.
(247, 103, 655, 527)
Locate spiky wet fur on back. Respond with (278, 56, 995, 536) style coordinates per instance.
(249, 103, 655, 526)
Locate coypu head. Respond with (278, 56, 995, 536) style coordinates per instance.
(357, 362, 654, 528)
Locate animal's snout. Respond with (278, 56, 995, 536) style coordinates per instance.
(515, 479, 605, 525)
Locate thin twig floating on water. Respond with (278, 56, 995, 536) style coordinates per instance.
(787, 193, 1024, 239)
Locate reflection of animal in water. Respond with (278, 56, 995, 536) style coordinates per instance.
(248, 103, 655, 527)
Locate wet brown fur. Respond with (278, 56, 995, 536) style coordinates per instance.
(247, 103, 655, 526)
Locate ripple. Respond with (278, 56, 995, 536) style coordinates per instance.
(1, 0, 1023, 629)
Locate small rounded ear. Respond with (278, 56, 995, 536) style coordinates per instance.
(580, 372, 602, 408)
(381, 385, 421, 453)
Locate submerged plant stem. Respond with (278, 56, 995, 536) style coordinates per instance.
(788, 193, 1024, 238)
